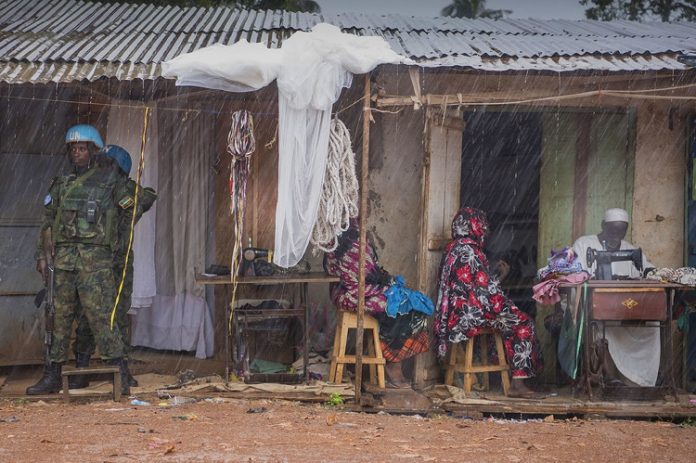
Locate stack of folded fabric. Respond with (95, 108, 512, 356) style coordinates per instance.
(646, 267, 696, 286)
(533, 248, 589, 305)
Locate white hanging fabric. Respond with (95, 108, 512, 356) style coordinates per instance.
(105, 102, 158, 309)
(163, 23, 405, 267)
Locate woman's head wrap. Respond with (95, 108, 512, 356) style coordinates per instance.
(451, 207, 488, 246)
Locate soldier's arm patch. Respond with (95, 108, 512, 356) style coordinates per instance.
(118, 196, 135, 209)
(43, 194, 53, 206)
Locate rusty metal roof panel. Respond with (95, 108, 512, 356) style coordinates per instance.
(0, 60, 161, 83)
(419, 52, 687, 72)
(2, 0, 55, 32)
(235, 8, 258, 32)
(1, 0, 696, 84)
(137, 4, 173, 34)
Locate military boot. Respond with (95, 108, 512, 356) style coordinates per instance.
(67, 353, 91, 390)
(128, 370, 139, 388)
(26, 362, 62, 395)
(106, 358, 131, 396)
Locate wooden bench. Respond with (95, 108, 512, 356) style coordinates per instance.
(61, 366, 121, 403)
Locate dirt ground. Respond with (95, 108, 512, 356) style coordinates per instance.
(1, 397, 695, 463)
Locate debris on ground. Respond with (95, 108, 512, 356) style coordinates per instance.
(168, 396, 197, 406)
(176, 369, 196, 385)
(246, 406, 268, 414)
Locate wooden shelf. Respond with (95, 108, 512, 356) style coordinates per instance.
(195, 272, 340, 286)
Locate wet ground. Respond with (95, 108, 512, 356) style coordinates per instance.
(1, 397, 695, 462)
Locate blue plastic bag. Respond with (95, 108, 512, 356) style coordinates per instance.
(384, 275, 434, 318)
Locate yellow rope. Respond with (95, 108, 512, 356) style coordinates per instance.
(228, 206, 243, 335)
(110, 106, 149, 330)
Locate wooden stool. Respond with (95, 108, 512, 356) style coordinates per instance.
(61, 366, 121, 403)
(445, 328, 510, 396)
(329, 311, 386, 389)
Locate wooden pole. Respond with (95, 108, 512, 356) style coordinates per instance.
(414, 107, 432, 389)
(355, 73, 371, 403)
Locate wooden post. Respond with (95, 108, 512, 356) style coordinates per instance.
(355, 73, 371, 403)
(414, 107, 433, 389)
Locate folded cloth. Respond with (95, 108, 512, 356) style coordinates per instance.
(536, 247, 583, 281)
(384, 275, 434, 318)
(533, 272, 589, 305)
(646, 267, 696, 286)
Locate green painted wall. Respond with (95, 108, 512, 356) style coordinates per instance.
(536, 110, 634, 384)
(537, 112, 577, 383)
(586, 112, 634, 238)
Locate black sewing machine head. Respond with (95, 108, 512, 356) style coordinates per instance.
(586, 248, 643, 280)
(241, 247, 274, 277)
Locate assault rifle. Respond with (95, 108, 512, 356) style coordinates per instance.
(34, 265, 55, 364)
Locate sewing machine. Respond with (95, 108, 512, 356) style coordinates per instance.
(241, 247, 274, 277)
(587, 248, 643, 280)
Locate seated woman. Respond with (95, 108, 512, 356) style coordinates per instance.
(324, 221, 430, 388)
(435, 207, 543, 398)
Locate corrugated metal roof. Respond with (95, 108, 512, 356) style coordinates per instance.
(1, 0, 696, 84)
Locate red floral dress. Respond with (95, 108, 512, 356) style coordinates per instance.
(435, 207, 542, 379)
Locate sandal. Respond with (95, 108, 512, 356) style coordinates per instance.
(386, 379, 412, 389)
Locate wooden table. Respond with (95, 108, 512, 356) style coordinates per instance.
(195, 272, 339, 383)
(559, 280, 687, 399)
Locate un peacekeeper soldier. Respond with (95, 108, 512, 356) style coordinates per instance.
(27, 125, 133, 395)
(70, 145, 157, 389)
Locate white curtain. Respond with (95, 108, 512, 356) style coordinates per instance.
(106, 102, 158, 308)
(112, 103, 214, 359)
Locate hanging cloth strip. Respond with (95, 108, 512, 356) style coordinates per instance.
(311, 118, 359, 253)
(226, 110, 256, 332)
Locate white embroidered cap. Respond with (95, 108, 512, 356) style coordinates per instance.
(604, 208, 629, 223)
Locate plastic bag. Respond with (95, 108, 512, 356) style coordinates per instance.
(384, 275, 434, 319)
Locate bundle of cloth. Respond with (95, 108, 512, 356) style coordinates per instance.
(646, 267, 696, 286)
(533, 247, 589, 305)
(536, 247, 584, 281)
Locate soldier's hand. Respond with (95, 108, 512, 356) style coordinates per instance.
(36, 259, 48, 284)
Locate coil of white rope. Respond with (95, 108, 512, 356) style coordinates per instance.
(311, 118, 359, 253)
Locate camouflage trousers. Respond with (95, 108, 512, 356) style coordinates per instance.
(73, 260, 133, 357)
(50, 261, 125, 363)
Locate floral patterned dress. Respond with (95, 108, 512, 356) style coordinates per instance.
(435, 207, 542, 379)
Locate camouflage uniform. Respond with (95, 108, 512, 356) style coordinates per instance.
(42, 165, 132, 364)
(73, 179, 157, 356)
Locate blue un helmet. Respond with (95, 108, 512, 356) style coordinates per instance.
(103, 144, 132, 175)
(65, 124, 104, 149)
